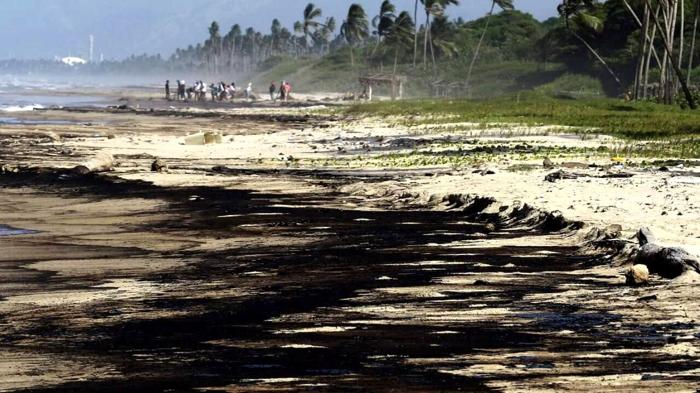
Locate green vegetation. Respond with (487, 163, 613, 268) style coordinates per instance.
(5, 0, 700, 108)
(347, 92, 700, 140)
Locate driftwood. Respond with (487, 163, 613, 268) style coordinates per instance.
(545, 169, 635, 183)
(635, 227, 700, 278)
(72, 152, 114, 174)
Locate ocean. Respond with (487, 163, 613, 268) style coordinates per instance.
(0, 78, 108, 124)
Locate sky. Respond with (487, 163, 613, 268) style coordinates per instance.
(0, 0, 560, 60)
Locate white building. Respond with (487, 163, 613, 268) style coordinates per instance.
(61, 56, 87, 66)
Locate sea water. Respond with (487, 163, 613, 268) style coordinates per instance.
(0, 225, 37, 237)
(0, 79, 108, 124)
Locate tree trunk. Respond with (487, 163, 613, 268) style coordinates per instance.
(635, 4, 651, 100)
(423, 11, 430, 68)
(622, 0, 662, 73)
(688, 0, 699, 85)
(429, 26, 437, 69)
(394, 47, 399, 75)
(668, 0, 679, 104)
(644, 11, 658, 99)
(466, 1, 496, 98)
(679, 0, 685, 92)
(573, 30, 625, 90)
(645, 0, 697, 108)
(413, 0, 419, 68)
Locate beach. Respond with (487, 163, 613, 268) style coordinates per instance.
(0, 87, 699, 391)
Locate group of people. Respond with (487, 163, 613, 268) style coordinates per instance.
(268, 81, 293, 102)
(165, 80, 254, 102)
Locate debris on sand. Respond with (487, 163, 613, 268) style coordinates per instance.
(184, 132, 223, 145)
(151, 159, 168, 173)
(72, 152, 114, 174)
(543, 157, 555, 169)
(626, 264, 650, 285)
(0, 164, 20, 175)
(603, 224, 623, 239)
(545, 170, 580, 182)
(473, 168, 496, 176)
(545, 169, 635, 182)
(44, 132, 61, 142)
(635, 227, 700, 279)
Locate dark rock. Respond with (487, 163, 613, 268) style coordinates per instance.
(603, 224, 623, 239)
(636, 232, 700, 278)
(71, 165, 92, 175)
(151, 159, 168, 173)
(637, 227, 657, 246)
(638, 294, 658, 302)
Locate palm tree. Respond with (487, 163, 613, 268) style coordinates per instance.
(413, 0, 420, 67)
(226, 24, 242, 69)
(385, 11, 415, 73)
(270, 19, 282, 55)
(687, 0, 699, 85)
(557, 0, 624, 90)
(420, 0, 459, 68)
(207, 21, 222, 74)
(316, 17, 336, 55)
(642, 0, 697, 108)
(371, 1, 397, 56)
(295, 3, 323, 52)
(340, 4, 370, 66)
(373, 0, 397, 41)
(465, 0, 514, 96)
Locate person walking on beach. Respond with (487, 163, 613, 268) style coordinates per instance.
(245, 82, 253, 99)
(178, 80, 186, 101)
(279, 81, 286, 102)
(165, 80, 170, 100)
(269, 82, 276, 102)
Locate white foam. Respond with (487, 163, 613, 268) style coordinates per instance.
(0, 104, 44, 113)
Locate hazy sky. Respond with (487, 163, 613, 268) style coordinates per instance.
(0, 0, 560, 60)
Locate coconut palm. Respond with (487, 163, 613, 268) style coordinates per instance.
(420, 0, 459, 68)
(385, 11, 415, 73)
(465, 0, 514, 96)
(687, 0, 699, 85)
(295, 3, 323, 52)
(317, 17, 337, 55)
(371, 0, 397, 56)
(224, 24, 242, 69)
(270, 19, 282, 55)
(413, 0, 420, 67)
(373, 0, 397, 40)
(340, 4, 370, 66)
(557, 0, 624, 90)
(207, 21, 222, 74)
(642, 0, 697, 108)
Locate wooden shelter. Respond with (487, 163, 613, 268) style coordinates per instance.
(431, 80, 469, 97)
(358, 74, 406, 101)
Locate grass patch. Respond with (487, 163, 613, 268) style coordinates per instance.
(347, 91, 700, 141)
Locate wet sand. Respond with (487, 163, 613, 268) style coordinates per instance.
(0, 94, 699, 391)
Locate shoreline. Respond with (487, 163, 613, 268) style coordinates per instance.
(3, 91, 697, 251)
